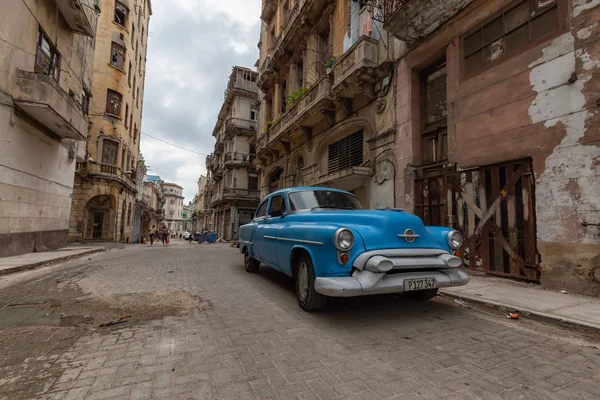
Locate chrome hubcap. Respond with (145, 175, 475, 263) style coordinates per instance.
(298, 262, 309, 301)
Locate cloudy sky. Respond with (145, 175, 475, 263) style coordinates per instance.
(140, 0, 261, 202)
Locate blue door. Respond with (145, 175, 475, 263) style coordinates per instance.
(250, 199, 269, 262)
(260, 195, 287, 268)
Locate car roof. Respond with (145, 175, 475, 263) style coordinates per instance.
(267, 187, 352, 198)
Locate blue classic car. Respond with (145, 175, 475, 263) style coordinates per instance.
(238, 187, 469, 311)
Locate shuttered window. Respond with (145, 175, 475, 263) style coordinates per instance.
(327, 131, 363, 174)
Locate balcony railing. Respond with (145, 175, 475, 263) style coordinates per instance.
(13, 70, 87, 140)
(261, 0, 277, 21)
(332, 36, 379, 95)
(263, 75, 333, 147)
(383, 0, 474, 44)
(76, 161, 136, 189)
(224, 75, 258, 101)
(223, 188, 260, 199)
(56, 0, 98, 37)
(225, 118, 257, 133)
(224, 152, 256, 164)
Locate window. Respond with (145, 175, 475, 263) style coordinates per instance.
(128, 62, 132, 86)
(248, 173, 258, 190)
(268, 196, 286, 216)
(463, 0, 561, 75)
(110, 42, 125, 69)
(170, 199, 174, 205)
(136, 87, 140, 107)
(135, 42, 139, 60)
(82, 89, 91, 115)
(101, 140, 118, 165)
(133, 124, 138, 143)
(250, 110, 256, 121)
(327, 130, 363, 173)
(121, 149, 126, 170)
(129, 114, 133, 134)
(35, 28, 60, 81)
(254, 201, 268, 219)
(131, 24, 135, 45)
(289, 190, 362, 211)
(280, 80, 287, 114)
(296, 59, 304, 89)
(421, 61, 448, 164)
(133, 76, 136, 97)
(114, 1, 129, 27)
(139, 55, 142, 75)
(124, 104, 129, 128)
(106, 89, 122, 116)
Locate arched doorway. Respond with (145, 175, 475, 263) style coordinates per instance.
(269, 168, 283, 193)
(84, 195, 114, 240)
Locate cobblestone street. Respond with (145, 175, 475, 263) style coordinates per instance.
(1, 242, 599, 400)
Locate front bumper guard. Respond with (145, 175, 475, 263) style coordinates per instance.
(315, 269, 469, 298)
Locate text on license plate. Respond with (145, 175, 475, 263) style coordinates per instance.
(404, 278, 436, 291)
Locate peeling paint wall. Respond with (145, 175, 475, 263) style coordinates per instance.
(393, 0, 600, 295)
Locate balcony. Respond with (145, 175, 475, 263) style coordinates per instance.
(313, 166, 371, 191)
(215, 135, 225, 154)
(261, 75, 333, 149)
(332, 36, 379, 97)
(225, 118, 257, 137)
(75, 162, 136, 190)
(56, 0, 98, 37)
(213, 166, 223, 180)
(259, 0, 332, 90)
(12, 70, 87, 140)
(261, 0, 277, 21)
(383, 0, 475, 45)
(223, 188, 260, 200)
(224, 72, 258, 101)
(224, 152, 256, 167)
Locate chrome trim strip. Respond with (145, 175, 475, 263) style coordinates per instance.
(263, 235, 324, 246)
(239, 240, 253, 246)
(397, 234, 421, 238)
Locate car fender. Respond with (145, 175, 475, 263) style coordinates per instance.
(287, 244, 318, 278)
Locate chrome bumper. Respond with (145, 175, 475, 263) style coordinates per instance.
(315, 269, 469, 297)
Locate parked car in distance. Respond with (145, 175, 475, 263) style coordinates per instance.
(238, 187, 469, 311)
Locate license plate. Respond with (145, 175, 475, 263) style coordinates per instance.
(404, 278, 436, 291)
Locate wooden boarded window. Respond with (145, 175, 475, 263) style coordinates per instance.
(463, 0, 561, 75)
(106, 89, 122, 116)
(101, 140, 118, 165)
(110, 42, 125, 69)
(35, 29, 60, 81)
(328, 130, 363, 174)
(421, 60, 448, 165)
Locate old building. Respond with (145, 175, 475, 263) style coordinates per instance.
(133, 157, 149, 242)
(380, 0, 600, 295)
(255, 0, 403, 208)
(206, 66, 261, 240)
(192, 176, 207, 232)
(0, 0, 98, 256)
(69, 0, 152, 243)
(162, 182, 185, 232)
(142, 175, 164, 231)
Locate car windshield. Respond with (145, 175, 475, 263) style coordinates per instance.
(289, 190, 362, 211)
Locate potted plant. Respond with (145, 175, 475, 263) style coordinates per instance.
(323, 57, 336, 74)
(286, 87, 306, 107)
(94, 1, 101, 13)
(265, 121, 273, 133)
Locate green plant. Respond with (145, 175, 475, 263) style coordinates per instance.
(322, 57, 336, 68)
(286, 87, 306, 107)
(265, 121, 273, 132)
(94, 2, 101, 13)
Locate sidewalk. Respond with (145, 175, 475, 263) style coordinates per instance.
(0, 245, 106, 275)
(441, 275, 600, 331)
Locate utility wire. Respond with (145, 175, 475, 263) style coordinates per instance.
(141, 132, 210, 156)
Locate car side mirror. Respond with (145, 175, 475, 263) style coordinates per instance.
(269, 209, 282, 218)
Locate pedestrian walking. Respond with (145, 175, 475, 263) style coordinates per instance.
(161, 225, 169, 246)
(149, 226, 156, 246)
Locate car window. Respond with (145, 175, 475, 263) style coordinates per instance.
(268, 196, 286, 216)
(289, 190, 362, 211)
(254, 200, 268, 219)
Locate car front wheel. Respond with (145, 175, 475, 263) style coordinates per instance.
(295, 255, 326, 311)
(403, 288, 439, 301)
(243, 249, 260, 273)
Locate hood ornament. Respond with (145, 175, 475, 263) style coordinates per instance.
(398, 229, 419, 243)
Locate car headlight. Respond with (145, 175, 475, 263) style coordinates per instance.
(334, 228, 354, 251)
(447, 230, 463, 250)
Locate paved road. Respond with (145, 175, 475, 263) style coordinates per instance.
(1, 242, 599, 400)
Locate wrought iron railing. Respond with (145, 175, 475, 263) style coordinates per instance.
(224, 152, 256, 163)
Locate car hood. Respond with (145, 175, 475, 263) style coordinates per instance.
(287, 210, 441, 251)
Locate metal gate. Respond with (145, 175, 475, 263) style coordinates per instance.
(446, 160, 539, 281)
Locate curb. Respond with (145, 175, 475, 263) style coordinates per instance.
(440, 290, 600, 333)
(0, 248, 105, 276)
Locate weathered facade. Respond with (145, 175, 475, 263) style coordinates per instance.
(255, 0, 403, 209)
(381, 0, 600, 295)
(192, 176, 207, 232)
(162, 182, 185, 232)
(142, 176, 164, 232)
(206, 67, 261, 241)
(69, 0, 152, 243)
(0, 0, 98, 256)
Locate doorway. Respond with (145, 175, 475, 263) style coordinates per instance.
(92, 212, 104, 239)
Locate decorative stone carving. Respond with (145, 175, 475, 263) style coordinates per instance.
(376, 97, 387, 114)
